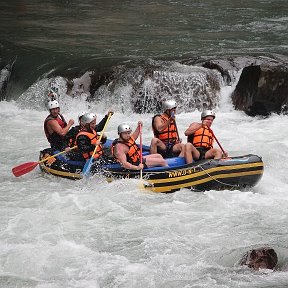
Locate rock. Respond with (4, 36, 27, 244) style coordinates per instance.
(231, 63, 288, 116)
(240, 247, 278, 270)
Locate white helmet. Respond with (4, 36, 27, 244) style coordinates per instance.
(201, 110, 216, 120)
(47, 100, 59, 110)
(81, 112, 97, 125)
(118, 124, 132, 134)
(163, 100, 177, 111)
(78, 111, 86, 124)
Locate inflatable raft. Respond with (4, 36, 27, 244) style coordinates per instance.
(39, 145, 264, 193)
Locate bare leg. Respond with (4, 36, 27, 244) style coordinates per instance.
(150, 138, 166, 154)
(144, 154, 168, 167)
(205, 148, 222, 159)
(185, 143, 200, 164)
(172, 143, 186, 157)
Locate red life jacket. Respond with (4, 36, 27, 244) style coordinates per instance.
(111, 136, 140, 165)
(152, 113, 179, 144)
(44, 114, 67, 150)
(187, 126, 214, 149)
(76, 129, 103, 160)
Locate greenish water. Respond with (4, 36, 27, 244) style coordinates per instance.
(1, 0, 287, 58)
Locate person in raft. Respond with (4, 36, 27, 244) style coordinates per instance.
(112, 122, 168, 171)
(150, 99, 185, 158)
(76, 112, 109, 164)
(66, 110, 113, 147)
(184, 110, 228, 164)
(44, 100, 74, 151)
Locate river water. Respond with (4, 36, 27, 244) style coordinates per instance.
(1, 1, 288, 287)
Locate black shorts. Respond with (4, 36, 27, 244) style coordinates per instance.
(196, 147, 210, 160)
(133, 158, 147, 168)
(157, 143, 177, 158)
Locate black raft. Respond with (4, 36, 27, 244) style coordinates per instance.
(39, 143, 264, 193)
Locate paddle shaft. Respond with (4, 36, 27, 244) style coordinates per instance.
(139, 123, 143, 179)
(170, 113, 180, 143)
(39, 146, 77, 164)
(12, 145, 77, 177)
(83, 112, 113, 176)
(207, 126, 225, 155)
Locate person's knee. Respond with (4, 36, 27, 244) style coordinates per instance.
(150, 138, 157, 146)
(185, 143, 193, 152)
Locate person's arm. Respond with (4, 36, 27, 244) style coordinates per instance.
(114, 143, 143, 170)
(131, 121, 142, 140)
(95, 111, 113, 132)
(95, 115, 108, 132)
(153, 115, 173, 133)
(47, 119, 74, 137)
(184, 122, 202, 136)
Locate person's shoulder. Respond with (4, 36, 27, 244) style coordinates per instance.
(152, 114, 162, 122)
(115, 141, 128, 151)
(46, 117, 58, 126)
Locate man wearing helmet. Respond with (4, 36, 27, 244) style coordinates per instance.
(44, 100, 74, 151)
(184, 110, 228, 163)
(112, 122, 167, 170)
(150, 99, 185, 158)
(66, 110, 113, 148)
(76, 112, 109, 163)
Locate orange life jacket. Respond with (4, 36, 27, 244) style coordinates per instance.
(76, 129, 103, 160)
(187, 127, 214, 149)
(111, 136, 140, 165)
(152, 113, 179, 144)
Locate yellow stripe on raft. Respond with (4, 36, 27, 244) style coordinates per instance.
(143, 169, 264, 193)
(40, 166, 82, 179)
(147, 162, 263, 184)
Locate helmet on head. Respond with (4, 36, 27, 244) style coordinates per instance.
(78, 111, 86, 124)
(201, 110, 216, 120)
(81, 112, 97, 125)
(48, 90, 58, 100)
(118, 124, 132, 134)
(163, 100, 177, 111)
(47, 100, 60, 110)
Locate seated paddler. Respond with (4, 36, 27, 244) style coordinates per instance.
(112, 122, 168, 171)
(150, 99, 185, 158)
(184, 110, 228, 164)
(76, 112, 109, 166)
(66, 110, 113, 148)
(44, 100, 74, 151)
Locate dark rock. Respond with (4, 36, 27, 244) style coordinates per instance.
(231, 63, 288, 116)
(240, 247, 278, 270)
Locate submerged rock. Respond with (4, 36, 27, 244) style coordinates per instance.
(240, 247, 278, 270)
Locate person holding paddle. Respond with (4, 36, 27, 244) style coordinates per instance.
(112, 122, 167, 171)
(44, 100, 74, 151)
(66, 110, 114, 148)
(76, 112, 110, 165)
(184, 110, 228, 164)
(150, 99, 185, 158)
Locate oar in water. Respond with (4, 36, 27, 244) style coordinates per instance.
(82, 112, 113, 177)
(12, 146, 77, 177)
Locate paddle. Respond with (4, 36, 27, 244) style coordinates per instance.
(206, 126, 226, 156)
(82, 112, 113, 177)
(12, 146, 77, 177)
(139, 123, 143, 179)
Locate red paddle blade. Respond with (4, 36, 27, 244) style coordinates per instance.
(12, 162, 39, 177)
